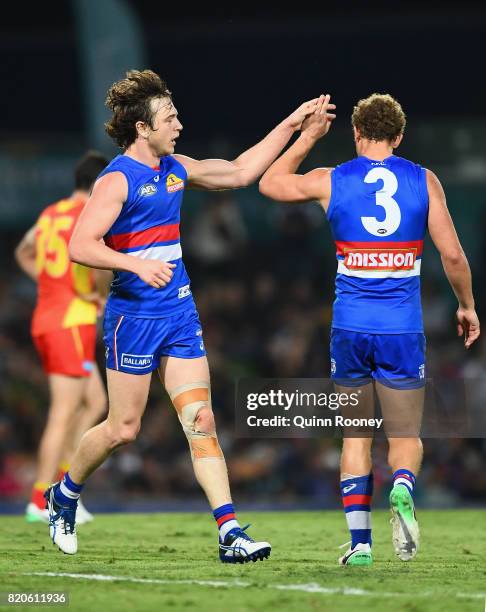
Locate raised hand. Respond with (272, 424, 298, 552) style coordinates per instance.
(301, 94, 336, 140)
(284, 98, 323, 131)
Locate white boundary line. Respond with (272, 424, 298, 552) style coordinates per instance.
(23, 573, 486, 600)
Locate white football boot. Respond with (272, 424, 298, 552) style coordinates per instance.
(44, 483, 77, 555)
(219, 524, 271, 563)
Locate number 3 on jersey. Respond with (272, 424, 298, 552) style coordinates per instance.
(36, 215, 74, 278)
(361, 167, 401, 236)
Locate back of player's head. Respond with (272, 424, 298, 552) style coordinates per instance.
(104, 69, 172, 149)
(352, 94, 406, 142)
(74, 150, 109, 191)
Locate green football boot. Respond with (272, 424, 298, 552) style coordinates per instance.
(339, 542, 373, 566)
(390, 485, 419, 561)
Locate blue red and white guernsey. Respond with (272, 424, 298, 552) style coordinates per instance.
(99, 154, 195, 318)
(327, 155, 429, 334)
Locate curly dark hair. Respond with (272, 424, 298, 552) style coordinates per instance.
(351, 93, 406, 142)
(105, 70, 172, 149)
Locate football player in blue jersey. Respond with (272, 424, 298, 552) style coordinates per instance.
(43, 69, 328, 559)
(259, 93, 480, 566)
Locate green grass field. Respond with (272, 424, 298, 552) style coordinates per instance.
(1, 510, 485, 611)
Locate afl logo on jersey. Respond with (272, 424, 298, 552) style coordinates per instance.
(166, 173, 185, 193)
(139, 183, 158, 197)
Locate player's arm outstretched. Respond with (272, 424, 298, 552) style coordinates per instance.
(14, 225, 37, 281)
(174, 98, 328, 190)
(69, 172, 175, 289)
(427, 170, 480, 348)
(258, 94, 336, 206)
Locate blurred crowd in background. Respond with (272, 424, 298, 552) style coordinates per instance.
(0, 1, 485, 521)
(1, 187, 485, 511)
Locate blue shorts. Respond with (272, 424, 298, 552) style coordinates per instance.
(103, 307, 206, 374)
(330, 328, 426, 390)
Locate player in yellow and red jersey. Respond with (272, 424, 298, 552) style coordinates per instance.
(15, 151, 110, 524)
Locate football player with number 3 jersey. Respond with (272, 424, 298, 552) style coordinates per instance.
(15, 152, 109, 525)
(260, 93, 480, 566)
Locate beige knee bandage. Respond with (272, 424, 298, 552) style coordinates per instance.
(169, 382, 223, 460)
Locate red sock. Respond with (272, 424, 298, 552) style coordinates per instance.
(31, 482, 49, 510)
(57, 462, 70, 482)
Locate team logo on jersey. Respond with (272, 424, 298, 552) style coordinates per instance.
(139, 183, 158, 197)
(330, 358, 336, 375)
(344, 248, 417, 271)
(166, 173, 184, 193)
(419, 364, 425, 379)
(178, 284, 191, 299)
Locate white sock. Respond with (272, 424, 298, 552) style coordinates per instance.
(219, 519, 240, 541)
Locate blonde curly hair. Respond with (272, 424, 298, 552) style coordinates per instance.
(352, 93, 406, 142)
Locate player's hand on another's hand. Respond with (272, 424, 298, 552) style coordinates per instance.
(301, 94, 336, 140)
(134, 259, 176, 288)
(456, 307, 480, 349)
(285, 97, 326, 131)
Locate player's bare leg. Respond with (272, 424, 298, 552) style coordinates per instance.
(45, 370, 151, 554)
(68, 364, 107, 455)
(337, 383, 374, 566)
(341, 437, 373, 479)
(376, 382, 424, 561)
(160, 356, 230, 507)
(36, 376, 87, 484)
(69, 370, 151, 483)
(376, 382, 424, 472)
(26, 375, 87, 523)
(57, 364, 108, 524)
(160, 355, 271, 563)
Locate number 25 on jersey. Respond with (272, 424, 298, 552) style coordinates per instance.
(36, 215, 74, 278)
